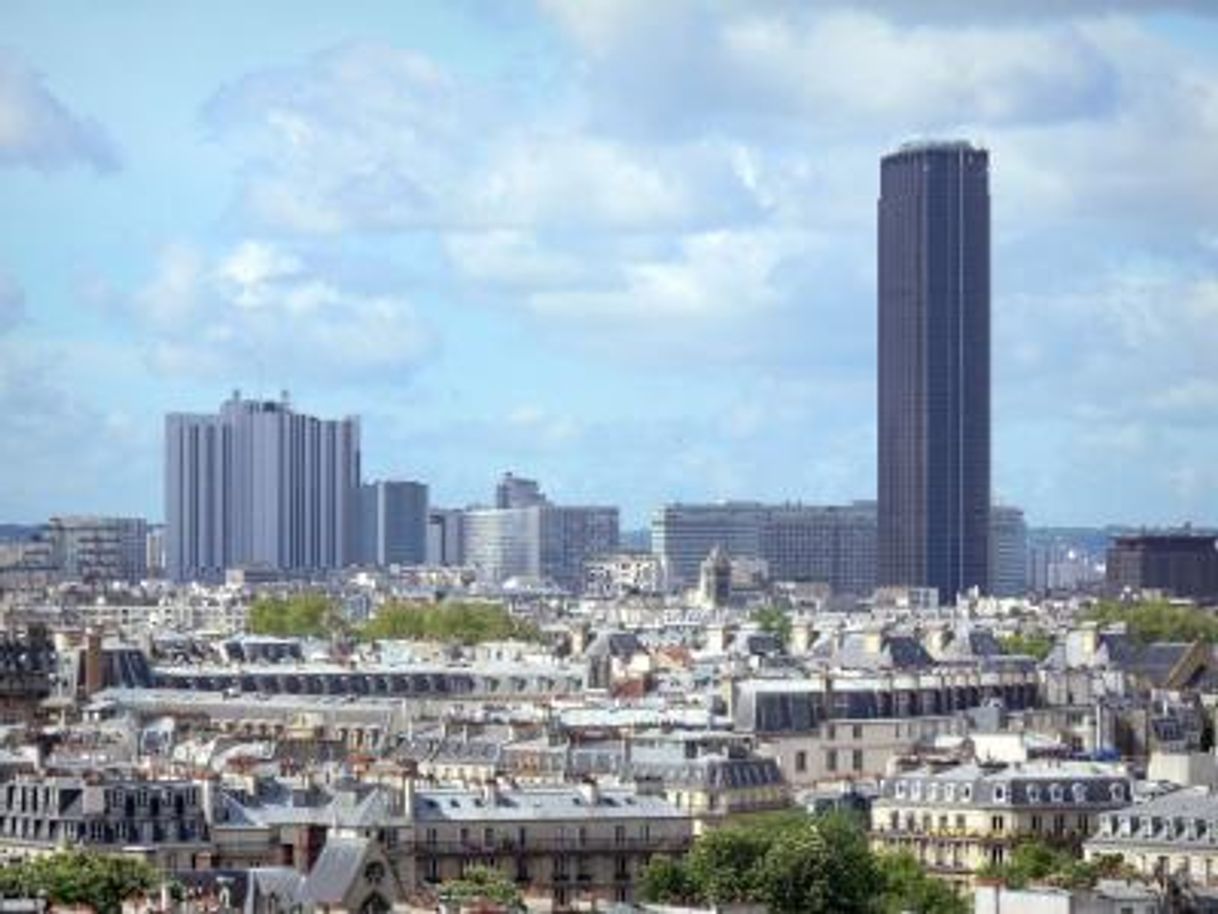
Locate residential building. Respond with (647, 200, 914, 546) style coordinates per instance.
(878, 140, 991, 602)
(412, 783, 691, 909)
(164, 391, 360, 582)
(1107, 533, 1218, 602)
(0, 774, 210, 871)
(357, 481, 428, 567)
(871, 761, 1132, 883)
(1085, 786, 1218, 886)
(990, 505, 1028, 597)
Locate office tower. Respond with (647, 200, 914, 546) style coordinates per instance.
(165, 391, 360, 582)
(426, 509, 465, 566)
(495, 472, 547, 509)
(357, 480, 428, 567)
(878, 140, 991, 602)
(463, 503, 618, 590)
(988, 505, 1028, 597)
(46, 516, 149, 583)
(760, 502, 877, 596)
(650, 501, 877, 595)
(650, 503, 766, 586)
(1107, 532, 1218, 602)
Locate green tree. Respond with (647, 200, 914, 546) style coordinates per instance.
(1083, 600, 1218, 644)
(247, 594, 342, 638)
(999, 630, 1055, 661)
(684, 823, 771, 903)
(358, 601, 540, 644)
(640, 856, 694, 904)
(0, 850, 161, 914)
(439, 864, 524, 911)
(757, 824, 829, 914)
(752, 605, 792, 646)
(874, 852, 969, 914)
(815, 811, 880, 913)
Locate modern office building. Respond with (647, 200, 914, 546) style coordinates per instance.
(164, 391, 360, 582)
(650, 503, 767, 586)
(425, 508, 465, 566)
(463, 504, 618, 589)
(761, 502, 877, 596)
(495, 472, 546, 509)
(989, 505, 1028, 597)
(651, 502, 877, 594)
(45, 515, 149, 583)
(877, 140, 991, 602)
(357, 480, 428, 567)
(1106, 533, 1218, 602)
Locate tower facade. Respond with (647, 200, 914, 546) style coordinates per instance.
(877, 141, 990, 602)
(165, 392, 360, 581)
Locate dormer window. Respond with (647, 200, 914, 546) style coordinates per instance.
(1071, 783, 1087, 803)
(1049, 784, 1064, 803)
(1027, 785, 1041, 803)
(895, 781, 907, 799)
(910, 782, 923, 801)
(1110, 783, 1125, 802)
(993, 785, 1008, 804)
(961, 784, 973, 802)
(944, 784, 955, 802)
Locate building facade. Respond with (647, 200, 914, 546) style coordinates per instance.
(878, 140, 991, 603)
(651, 501, 877, 594)
(872, 762, 1132, 883)
(165, 392, 360, 582)
(989, 505, 1028, 597)
(46, 515, 149, 583)
(425, 509, 464, 567)
(463, 505, 618, 590)
(357, 481, 428, 567)
(1106, 533, 1218, 602)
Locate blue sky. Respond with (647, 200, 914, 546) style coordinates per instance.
(2, 1, 1217, 528)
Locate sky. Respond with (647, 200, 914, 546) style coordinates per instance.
(1, 0, 1217, 529)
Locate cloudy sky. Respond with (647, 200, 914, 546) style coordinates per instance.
(2, 1, 1217, 527)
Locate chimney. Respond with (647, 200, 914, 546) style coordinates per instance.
(83, 630, 104, 696)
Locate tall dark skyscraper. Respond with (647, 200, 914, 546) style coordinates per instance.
(877, 140, 990, 602)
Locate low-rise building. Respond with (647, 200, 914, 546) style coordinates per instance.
(1084, 786, 1218, 887)
(871, 761, 1133, 883)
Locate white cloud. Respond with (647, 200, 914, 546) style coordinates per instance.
(0, 50, 119, 172)
(131, 239, 434, 382)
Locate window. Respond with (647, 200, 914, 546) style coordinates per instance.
(826, 750, 838, 773)
(944, 784, 955, 802)
(991, 815, 1005, 833)
(852, 724, 863, 740)
(992, 785, 1007, 804)
(1050, 784, 1064, 803)
(795, 751, 807, 773)
(1110, 783, 1126, 802)
(1072, 783, 1087, 803)
(961, 785, 973, 801)
(1027, 785, 1041, 803)
(614, 825, 626, 846)
(895, 781, 907, 799)
(852, 750, 863, 772)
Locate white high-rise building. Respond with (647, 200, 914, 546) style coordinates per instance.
(165, 391, 360, 582)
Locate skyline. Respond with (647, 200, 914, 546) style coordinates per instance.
(3, 2, 1218, 528)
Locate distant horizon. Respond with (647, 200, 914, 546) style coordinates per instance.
(3, 3, 1217, 529)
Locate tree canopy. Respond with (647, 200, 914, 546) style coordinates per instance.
(751, 605, 792, 646)
(439, 864, 524, 912)
(978, 839, 1135, 890)
(358, 601, 540, 644)
(247, 593, 343, 638)
(0, 850, 162, 914)
(1084, 599, 1218, 644)
(641, 810, 966, 914)
(999, 630, 1055, 660)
